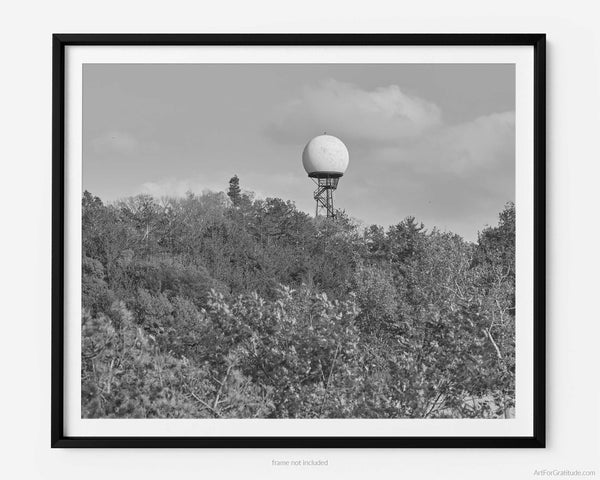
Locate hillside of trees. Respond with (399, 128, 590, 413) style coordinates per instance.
(81, 176, 515, 419)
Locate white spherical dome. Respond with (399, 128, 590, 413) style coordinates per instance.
(302, 134, 349, 177)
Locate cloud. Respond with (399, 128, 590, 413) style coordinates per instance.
(91, 131, 139, 154)
(140, 177, 224, 198)
(266, 86, 514, 240)
(384, 111, 515, 176)
(346, 111, 515, 239)
(140, 172, 304, 204)
(267, 79, 442, 146)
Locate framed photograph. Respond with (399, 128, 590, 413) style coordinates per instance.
(52, 33, 545, 447)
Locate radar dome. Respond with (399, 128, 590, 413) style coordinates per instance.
(302, 134, 349, 178)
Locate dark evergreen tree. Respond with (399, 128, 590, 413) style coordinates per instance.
(227, 174, 242, 206)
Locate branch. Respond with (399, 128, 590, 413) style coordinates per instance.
(213, 364, 234, 410)
(424, 380, 447, 418)
(319, 343, 341, 415)
(82, 334, 114, 360)
(187, 389, 222, 418)
(325, 344, 341, 391)
(484, 328, 503, 359)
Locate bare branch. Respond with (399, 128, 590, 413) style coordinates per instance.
(484, 328, 503, 359)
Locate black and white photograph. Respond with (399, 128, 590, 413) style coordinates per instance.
(80, 61, 518, 420)
(6, 0, 600, 477)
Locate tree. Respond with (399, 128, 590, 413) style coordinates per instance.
(81, 187, 516, 419)
(227, 175, 242, 206)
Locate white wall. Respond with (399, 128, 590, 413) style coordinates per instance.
(0, 1, 598, 478)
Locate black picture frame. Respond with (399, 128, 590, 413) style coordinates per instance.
(52, 33, 546, 448)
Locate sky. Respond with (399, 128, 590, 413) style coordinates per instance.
(83, 63, 515, 241)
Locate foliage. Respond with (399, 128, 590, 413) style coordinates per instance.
(81, 181, 516, 419)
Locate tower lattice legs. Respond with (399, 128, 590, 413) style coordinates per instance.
(313, 177, 338, 219)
